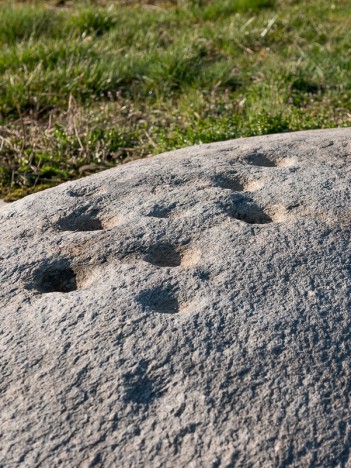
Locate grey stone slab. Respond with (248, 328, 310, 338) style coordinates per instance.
(1, 128, 351, 467)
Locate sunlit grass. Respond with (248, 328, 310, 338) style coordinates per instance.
(0, 0, 350, 200)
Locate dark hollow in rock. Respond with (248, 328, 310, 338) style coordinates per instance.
(234, 208, 273, 225)
(56, 213, 103, 232)
(32, 263, 78, 293)
(213, 175, 245, 191)
(122, 360, 166, 407)
(226, 198, 273, 224)
(244, 153, 276, 167)
(139, 287, 180, 314)
(147, 204, 175, 219)
(144, 244, 181, 267)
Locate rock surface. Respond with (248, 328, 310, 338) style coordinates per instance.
(1, 128, 351, 467)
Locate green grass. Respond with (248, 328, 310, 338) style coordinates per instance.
(0, 0, 350, 200)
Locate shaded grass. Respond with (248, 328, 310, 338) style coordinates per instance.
(0, 0, 350, 199)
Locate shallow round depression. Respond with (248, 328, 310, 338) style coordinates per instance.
(56, 213, 104, 232)
(29, 261, 93, 294)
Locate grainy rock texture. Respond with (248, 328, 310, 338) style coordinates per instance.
(1, 129, 351, 467)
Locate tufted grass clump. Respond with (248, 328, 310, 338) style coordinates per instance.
(0, 0, 350, 200)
